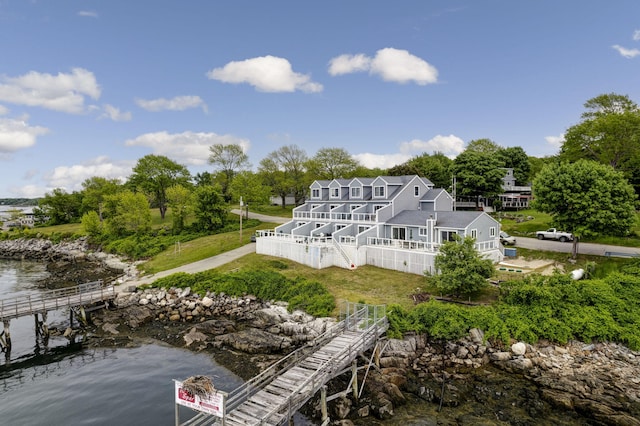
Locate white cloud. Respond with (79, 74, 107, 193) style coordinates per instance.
(8, 184, 47, 198)
(0, 105, 8, 115)
(328, 48, 438, 85)
(124, 131, 251, 166)
(353, 152, 412, 170)
(77, 11, 98, 18)
(612, 44, 640, 59)
(633, 30, 640, 41)
(328, 54, 372, 76)
(399, 134, 465, 158)
(44, 156, 132, 192)
(0, 116, 49, 153)
(545, 134, 564, 149)
(0, 68, 101, 114)
(371, 48, 438, 85)
(135, 95, 208, 113)
(207, 55, 323, 93)
(100, 104, 132, 122)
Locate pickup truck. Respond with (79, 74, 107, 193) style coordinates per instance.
(536, 228, 574, 242)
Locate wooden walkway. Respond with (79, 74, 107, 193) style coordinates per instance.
(0, 281, 116, 321)
(179, 303, 388, 426)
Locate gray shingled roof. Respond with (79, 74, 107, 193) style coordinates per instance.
(386, 210, 483, 229)
(421, 188, 447, 201)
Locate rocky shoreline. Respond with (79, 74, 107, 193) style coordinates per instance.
(81, 286, 640, 426)
(3, 237, 640, 425)
(0, 237, 137, 287)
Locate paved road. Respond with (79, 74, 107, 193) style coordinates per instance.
(513, 236, 640, 257)
(231, 209, 290, 224)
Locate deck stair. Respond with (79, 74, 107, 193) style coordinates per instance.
(332, 238, 355, 269)
(180, 303, 387, 426)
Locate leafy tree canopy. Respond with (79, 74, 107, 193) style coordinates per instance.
(388, 152, 453, 189)
(532, 159, 637, 237)
(496, 146, 531, 185)
(560, 93, 640, 194)
(128, 154, 191, 219)
(208, 144, 251, 201)
(465, 138, 502, 155)
(453, 150, 504, 206)
(305, 147, 358, 180)
(192, 185, 228, 232)
(431, 236, 494, 298)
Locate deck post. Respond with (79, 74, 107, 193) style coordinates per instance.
(351, 360, 359, 402)
(0, 319, 11, 353)
(320, 385, 328, 424)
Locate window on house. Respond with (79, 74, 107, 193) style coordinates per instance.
(441, 230, 457, 242)
(330, 188, 339, 198)
(414, 186, 420, 196)
(392, 227, 406, 240)
(374, 205, 384, 211)
(419, 227, 427, 236)
(312, 189, 320, 198)
(490, 227, 496, 237)
(351, 187, 361, 198)
(470, 229, 477, 239)
(374, 186, 385, 197)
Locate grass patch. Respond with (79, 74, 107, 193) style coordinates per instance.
(248, 204, 295, 217)
(208, 253, 425, 315)
(139, 222, 279, 275)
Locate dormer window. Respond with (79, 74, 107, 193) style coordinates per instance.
(374, 186, 385, 197)
(330, 187, 339, 198)
(312, 188, 320, 198)
(414, 186, 420, 196)
(351, 187, 361, 198)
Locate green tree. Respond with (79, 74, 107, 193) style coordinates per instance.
(192, 185, 228, 232)
(560, 93, 640, 193)
(305, 147, 358, 180)
(260, 145, 308, 206)
(432, 236, 494, 298)
(208, 144, 250, 202)
(81, 176, 122, 221)
(388, 152, 453, 189)
(37, 188, 83, 225)
(466, 138, 502, 155)
(127, 154, 192, 220)
(532, 160, 637, 237)
(81, 210, 103, 238)
(497, 147, 531, 185)
(166, 184, 194, 234)
(453, 150, 504, 207)
(229, 171, 272, 217)
(103, 190, 152, 237)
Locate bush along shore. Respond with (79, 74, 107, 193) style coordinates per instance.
(3, 237, 640, 424)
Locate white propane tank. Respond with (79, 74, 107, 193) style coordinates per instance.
(570, 269, 585, 280)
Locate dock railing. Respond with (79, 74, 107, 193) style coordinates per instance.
(184, 303, 387, 426)
(0, 280, 115, 320)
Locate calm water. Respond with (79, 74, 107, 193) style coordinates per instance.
(0, 258, 316, 425)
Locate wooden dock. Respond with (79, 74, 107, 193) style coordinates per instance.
(0, 281, 116, 353)
(178, 303, 388, 426)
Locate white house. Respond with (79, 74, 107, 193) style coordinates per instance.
(256, 175, 504, 275)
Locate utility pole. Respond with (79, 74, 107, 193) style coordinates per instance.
(239, 196, 243, 243)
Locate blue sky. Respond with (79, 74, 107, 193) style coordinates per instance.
(0, 1, 639, 198)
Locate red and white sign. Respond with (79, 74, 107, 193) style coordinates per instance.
(174, 380, 225, 417)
